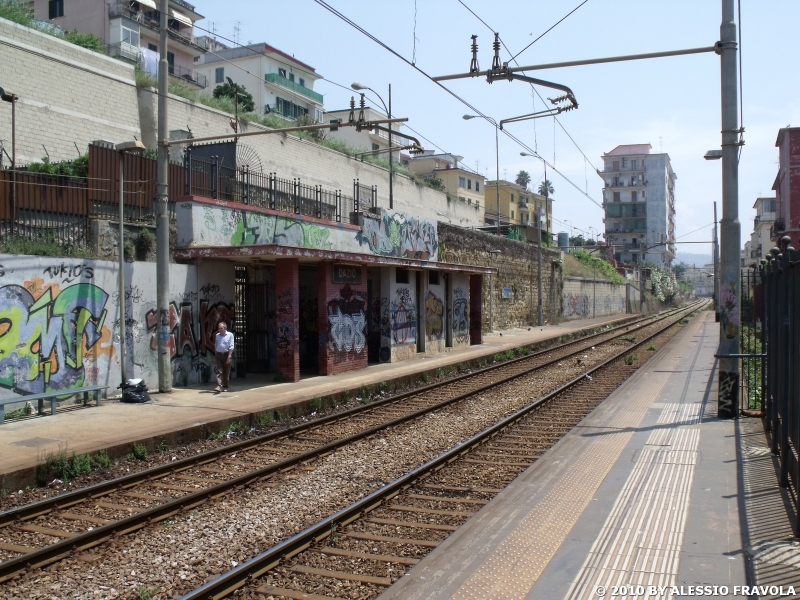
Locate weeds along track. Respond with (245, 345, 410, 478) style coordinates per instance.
(182, 302, 707, 600)
(0, 303, 705, 589)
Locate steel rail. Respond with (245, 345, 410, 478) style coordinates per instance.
(0, 304, 700, 582)
(0, 309, 666, 527)
(180, 301, 707, 599)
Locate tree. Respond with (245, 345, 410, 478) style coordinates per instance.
(538, 179, 554, 199)
(515, 170, 531, 189)
(212, 83, 255, 113)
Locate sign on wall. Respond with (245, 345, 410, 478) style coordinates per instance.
(501, 287, 512, 299)
(332, 264, 362, 284)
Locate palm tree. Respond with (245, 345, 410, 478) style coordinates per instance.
(538, 179, 554, 199)
(515, 170, 531, 189)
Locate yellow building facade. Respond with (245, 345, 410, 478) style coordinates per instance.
(484, 180, 553, 242)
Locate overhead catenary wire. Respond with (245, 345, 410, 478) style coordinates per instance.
(312, 0, 602, 209)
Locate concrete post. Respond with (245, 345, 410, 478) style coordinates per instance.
(156, 0, 172, 392)
(717, 0, 741, 418)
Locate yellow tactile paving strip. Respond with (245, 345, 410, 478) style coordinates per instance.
(451, 374, 672, 600)
(451, 316, 708, 600)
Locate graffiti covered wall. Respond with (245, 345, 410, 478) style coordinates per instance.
(0, 255, 234, 404)
(424, 277, 446, 354)
(177, 201, 438, 262)
(451, 273, 471, 349)
(561, 277, 628, 320)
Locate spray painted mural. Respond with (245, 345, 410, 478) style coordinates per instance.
(452, 287, 470, 345)
(425, 290, 444, 341)
(0, 255, 234, 400)
(390, 287, 416, 347)
(561, 278, 629, 320)
(178, 203, 439, 262)
(325, 284, 367, 358)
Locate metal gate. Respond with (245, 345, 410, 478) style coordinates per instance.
(234, 267, 271, 374)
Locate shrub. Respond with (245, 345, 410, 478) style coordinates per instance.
(255, 411, 274, 427)
(647, 344, 657, 351)
(0, 0, 35, 27)
(92, 450, 113, 470)
(624, 354, 638, 366)
(128, 442, 148, 461)
(136, 228, 155, 259)
(64, 30, 105, 53)
(620, 334, 637, 343)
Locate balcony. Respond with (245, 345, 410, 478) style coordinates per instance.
(139, 14, 206, 55)
(107, 42, 141, 63)
(265, 73, 324, 105)
(170, 64, 207, 88)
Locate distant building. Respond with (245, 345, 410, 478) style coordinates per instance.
(324, 106, 412, 157)
(31, 0, 208, 87)
(746, 196, 776, 266)
(484, 180, 553, 242)
(772, 127, 800, 248)
(601, 143, 676, 268)
(195, 42, 324, 123)
(405, 152, 484, 225)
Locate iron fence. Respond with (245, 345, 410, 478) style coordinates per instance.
(740, 267, 764, 412)
(760, 236, 799, 534)
(185, 151, 370, 225)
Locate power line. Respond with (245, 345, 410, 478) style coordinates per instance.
(509, 0, 590, 62)
(312, 0, 602, 209)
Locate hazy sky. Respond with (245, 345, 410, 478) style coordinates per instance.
(196, 1, 800, 260)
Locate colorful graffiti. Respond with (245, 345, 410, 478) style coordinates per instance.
(276, 288, 296, 359)
(326, 284, 367, 355)
(562, 293, 590, 318)
(0, 283, 110, 394)
(720, 280, 740, 340)
(453, 287, 470, 345)
(391, 287, 416, 345)
(357, 212, 438, 259)
(225, 211, 333, 250)
(425, 291, 444, 341)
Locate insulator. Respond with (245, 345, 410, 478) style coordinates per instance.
(358, 93, 366, 125)
(348, 96, 355, 125)
(469, 34, 480, 74)
(491, 32, 501, 71)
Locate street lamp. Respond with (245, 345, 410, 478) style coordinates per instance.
(436, 211, 452, 224)
(115, 140, 146, 388)
(488, 249, 502, 332)
(1, 87, 18, 234)
(352, 82, 393, 209)
(463, 115, 500, 236)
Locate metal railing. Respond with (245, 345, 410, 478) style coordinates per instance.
(184, 151, 368, 225)
(760, 237, 799, 534)
(170, 64, 207, 87)
(264, 73, 324, 104)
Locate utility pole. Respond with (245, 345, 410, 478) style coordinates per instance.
(717, 0, 741, 418)
(388, 84, 393, 209)
(713, 201, 720, 322)
(156, 0, 172, 392)
(537, 208, 543, 326)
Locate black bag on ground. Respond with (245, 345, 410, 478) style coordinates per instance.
(119, 379, 152, 403)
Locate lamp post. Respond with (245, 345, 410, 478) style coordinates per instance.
(352, 82, 393, 209)
(114, 140, 146, 388)
(1, 87, 18, 234)
(537, 208, 544, 326)
(489, 249, 501, 332)
(436, 211, 452, 224)
(463, 115, 500, 236)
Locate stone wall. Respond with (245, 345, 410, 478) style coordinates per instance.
(437, 224, 561, 330)
(561, 277, 629, 320)
(0, 17, 141, 164)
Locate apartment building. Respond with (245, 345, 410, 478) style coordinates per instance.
(32, 0, 207, 87)
(746, 196, 776, 266)
(195, 42, 324, 123)
(405, 152, 483, 225)
(484, 180, 553, 242)
(601, 144, 676, 268)
(772, 127, 800, 248)
(324, 106, 412, 158)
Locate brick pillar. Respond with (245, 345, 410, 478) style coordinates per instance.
(318, 262, 369, 375)
(470, 274, 483, 345)
(275, 258, 300, 382)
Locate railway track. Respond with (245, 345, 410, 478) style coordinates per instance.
(0, 302, 704, 585)
(182, 302, 707, 600)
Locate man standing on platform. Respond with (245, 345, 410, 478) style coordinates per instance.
(214, 322, 234, 393)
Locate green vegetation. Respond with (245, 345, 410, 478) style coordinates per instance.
(212, 82, 255, 112)
(35, 448, 106, 485)
(208, 421, 245, 440)
(136, 228, 155, 259)
(515, 346, 531, 356)
(155, 439, 169, 454)
(255, 411, 274, 427)
(0, 0, 35, 27)
(26, 154, 89, 179)
(0, 1, 104, 52)
(572, 249, 626, 284)
(620, 334, 637, 343)
(0, 233, 97, 258)
(135, 586, 159, 600)
(64, 29, 104, 52)
(624, 354, 638, 366)
(647, 344, 657, 351)
(127, 442, 148, 461)
(741, 325, 763, 410)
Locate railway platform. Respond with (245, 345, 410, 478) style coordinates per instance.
(380, 310, 797, 599)
(0, 312, 634, 487)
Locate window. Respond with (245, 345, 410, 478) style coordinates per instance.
(148, 43, 158, 52)
(215, 67, 224, 83)
(613, 192, 621, 202)
(278, 68, 286, 78)
(467, 179, 472, 190)
(372, 143, 379, 151)
(167, 51, 174, 75)
(428, 271, 439, 285)
(299, 78, 305, 87)
(314, 108, 323, 122)
(631, 159, 638, 169)
(458, 176, 466, 188)
(622, 157, 628, 167)
(289, 73, 295, 82)
(396, 269, 409, 284)
(511, 210, 515, 219)
(631, 191, 638, 202)
(476, 181, 480, 192)
(122, 25, 139, 46)
(48, 0, 63, 18)
(275, 97, 308, 120)
(510, 193, 515, 203)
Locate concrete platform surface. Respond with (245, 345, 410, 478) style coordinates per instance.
(0, 313, 633, 480)
(380, 310, 754, 599)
